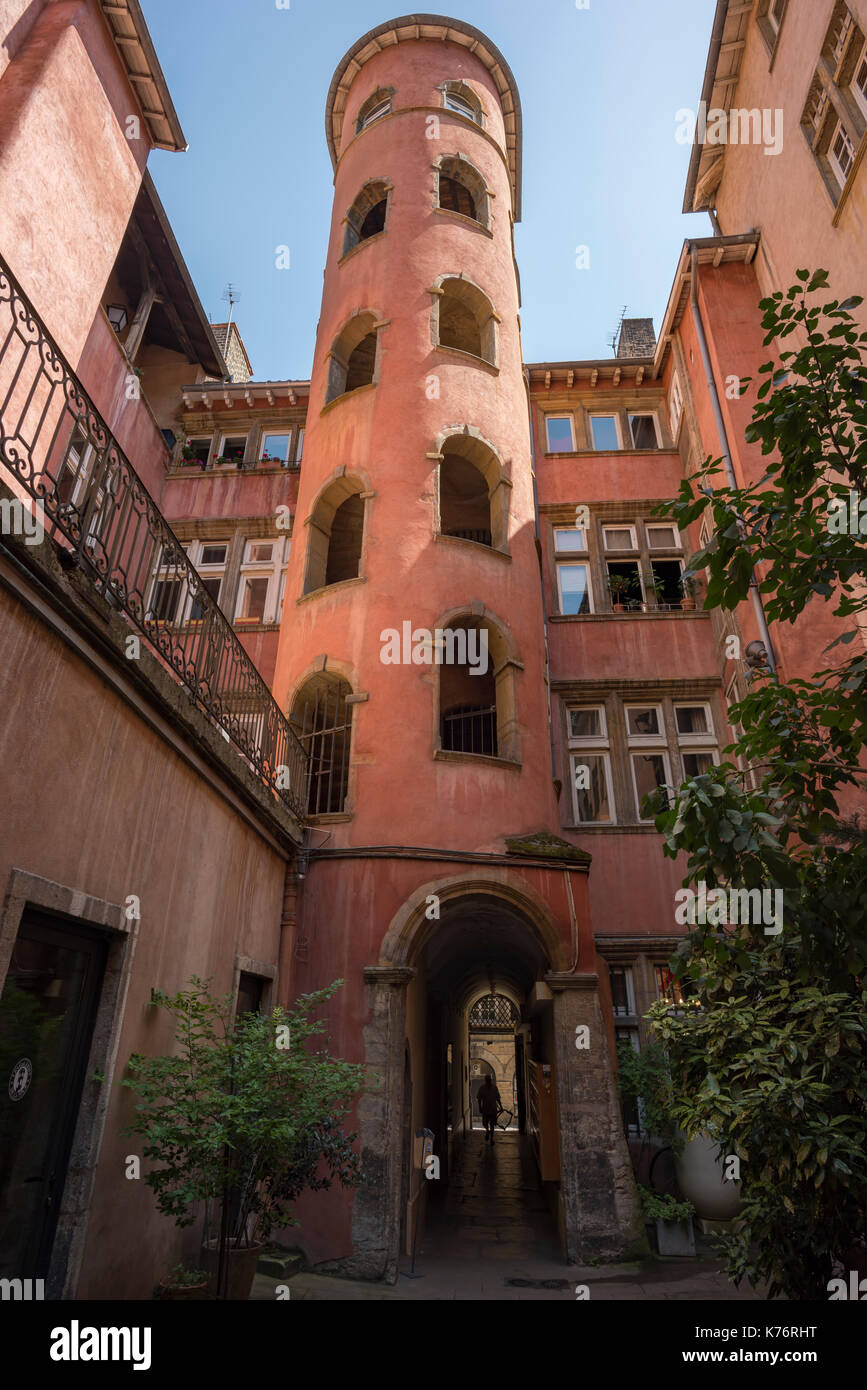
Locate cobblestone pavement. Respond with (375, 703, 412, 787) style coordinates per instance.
(252, 1132, 770, 1301)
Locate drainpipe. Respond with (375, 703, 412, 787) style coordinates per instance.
(523, 366, 559, 790)
(688, 243, 777, 674)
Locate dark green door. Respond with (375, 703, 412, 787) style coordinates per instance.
(0, 912, 106, 1280)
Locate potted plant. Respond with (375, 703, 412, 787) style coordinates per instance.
(638, 1185, 696, 1256)
(679, 573, 700, 611)
(157, 1263, 210, 1301)
(644, 570, 668, 610)
(122, 977, 366, 1301)
(607, 571, 636, 612)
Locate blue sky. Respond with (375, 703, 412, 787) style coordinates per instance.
(143, 0, 718, 380)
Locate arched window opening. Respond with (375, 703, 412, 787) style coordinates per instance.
(345, 333, 377, 392)
(442, 81, 483, 125)
(435, 430, 509, 552)
(304, 476, 366, 594)
(326, 493, 364, 585)
(440, 297, 481, 357)
(440, 453, 491, 546)
(343, 180, 390, 256)
(436, 277, 497, 366)
(291, 674, 353, 816)
(360, 200, 387, 239)
(325, 313, 379, 404)
(439, 176, 476, 220)
(437, 615, 520, 763)
(357, 88, 392, 133)
(439, 619, 498, 757)
(469, 995, 519, 1029)
(436, 156, 488, 227)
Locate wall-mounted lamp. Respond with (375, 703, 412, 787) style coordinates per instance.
(107, 304, 128, 334)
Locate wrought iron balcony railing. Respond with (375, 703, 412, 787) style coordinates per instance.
(0, 253, 307, 819)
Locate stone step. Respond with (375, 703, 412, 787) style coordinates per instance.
(257, 1248, 304, 1280)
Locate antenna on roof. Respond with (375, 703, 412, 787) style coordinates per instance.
(221, 283, 241, 331)
(608, 304, 628, 356)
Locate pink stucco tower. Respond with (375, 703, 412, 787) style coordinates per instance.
(273, 16, 642, 1277)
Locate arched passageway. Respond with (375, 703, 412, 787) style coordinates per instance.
(398, 891, 563, 1265)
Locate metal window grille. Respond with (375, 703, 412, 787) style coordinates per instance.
(294, 680, 353, 815)
(469, 994, 518, 1029)
(441, 704, 497, 756)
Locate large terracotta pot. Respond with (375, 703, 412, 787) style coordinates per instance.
(675, 1133, 741, 1221)
(202, 1240, 265, 1301)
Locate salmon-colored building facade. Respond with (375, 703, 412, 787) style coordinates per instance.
(1, 1, 865, 1296)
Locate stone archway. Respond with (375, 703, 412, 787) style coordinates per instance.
(343, 873, 645, 1281)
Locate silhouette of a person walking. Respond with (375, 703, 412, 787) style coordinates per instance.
(477, 1073, 502, 1145)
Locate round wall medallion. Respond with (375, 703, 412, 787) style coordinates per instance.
(8, 1058, 32, 1101)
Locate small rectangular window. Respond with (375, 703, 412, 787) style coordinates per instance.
(554, 527, 586, 553)
(589, 415, 621, 451)
(199, 543, 228, 566)
(674, 703, 712, 738)
(645, 522, 680, 550)
(261, 433, 291, 463)
(219, 435, 247, 464)
(606, 559, 643, 608)
(668, 372, 684, 438)
(629, 414, 659, 450)
(238, 575, 269, 622)
(246, 541, 274, 563)
(626, 705, 662, 740)
(655, 965, 686, 1006)
(609, 967, 635, 1017)
(571, 752, 614, 824)
(602, 525, 636, 551)
(557, 562, 592, 615)
(569, 706, 606, 741)
(545, 416, 575, 453)
(630, 751, 670, 820)
(681, 750, 717, 777)
(184, 437, 211, 467)
(830, 120, 856, 185)
(853, 42, 867, 119)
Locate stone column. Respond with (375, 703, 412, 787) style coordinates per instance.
(336, 964, 415, 1282)
(546, 971, 647, 1263)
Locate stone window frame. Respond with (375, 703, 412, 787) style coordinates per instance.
(340, 178, 394, 261)
(0, 868, 138, 1300)
(231, 954, 277, 1018)
(548, 511, 686, 618)
(432, 604, 524, 768)
(253, 423, 305, 468)
(427, 272, 500, 370)
(431, 424, 512, 556)
(559, 691, 723, 830)
(756, 0, 788, 63)
(355, 86, 395, 135)
(288, 658, 360, 822)
(432, 152, 493, 232)
(567, 703, 615, 826)
(627, 411, 662, 450)
(439, 79, 485, 128)
(301, 467, 374, 598)
(544, 412, 577, 454)
(800, 6, 867, 214)
(587, 412, 624, 452)
(233, 535, 290, 626)
(323, 309, 388, 409)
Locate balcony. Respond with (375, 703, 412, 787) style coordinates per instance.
(0, 253, 308, 819)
